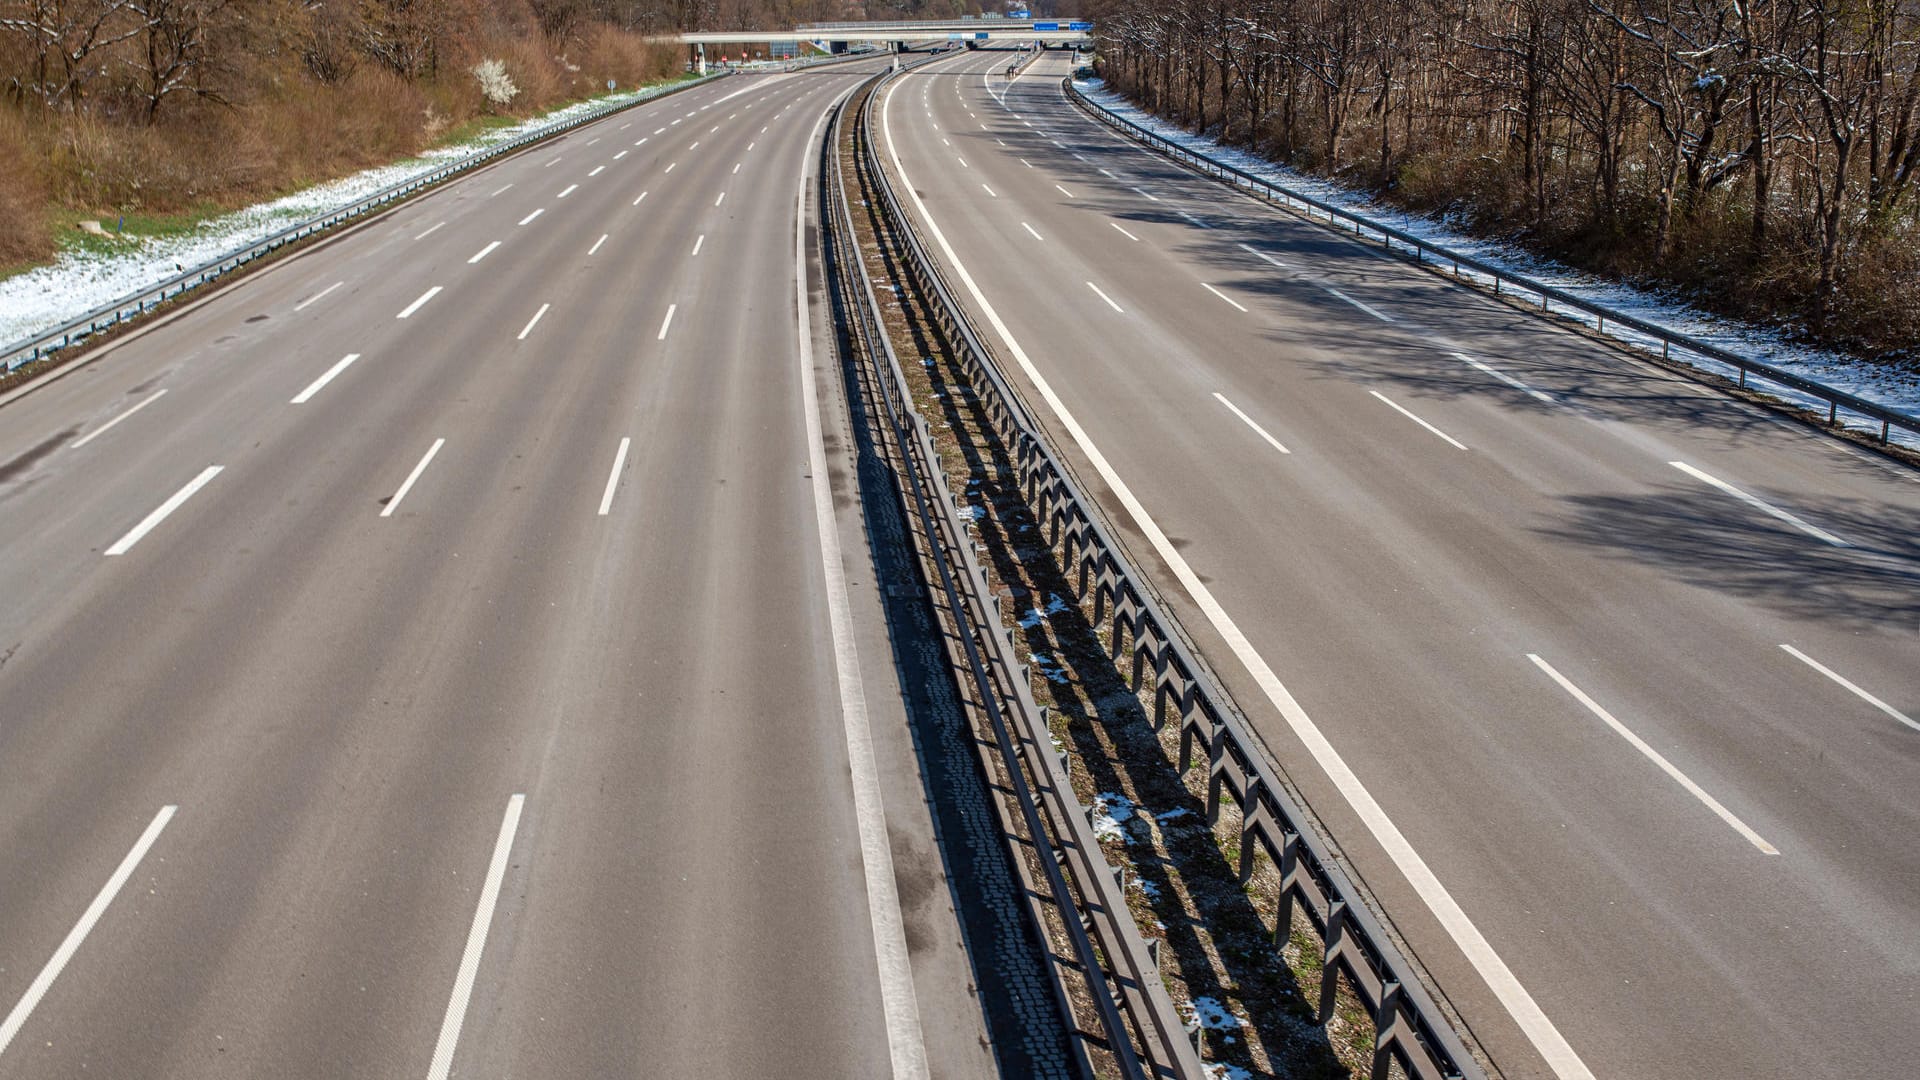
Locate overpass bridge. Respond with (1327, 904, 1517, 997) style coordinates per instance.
(674, 17, 1092, 50)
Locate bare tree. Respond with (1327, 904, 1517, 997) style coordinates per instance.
(123, 0, 231, 122)
(1, 0, 143, 106)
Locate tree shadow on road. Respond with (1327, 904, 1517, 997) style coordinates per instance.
(1532, 485, 1920, 632)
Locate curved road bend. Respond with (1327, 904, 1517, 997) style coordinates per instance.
(883, 46, 1919, 1080)
(0, 60, 998, 1079)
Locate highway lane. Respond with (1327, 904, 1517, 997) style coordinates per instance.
(0, 62, 997, 1079)
(884, 48, 1920, 1080)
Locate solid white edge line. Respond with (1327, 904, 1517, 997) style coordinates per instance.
(424, 793, 525, 1080)
(396, 286, 442, 319)
(293, 281, 343, 311)
(0, 805, 176, 1057)
(1669, 461, 1848, 547)
(1086, 281, 1124, 313)
(1326, 286, 1395, 323)
(657, 303, 677, 340)
(1370, 389, 1468, 450)
(381, 438, 443, 518)
(1779, 644, 1920, 733)
(1529, 654, 1779, 854)
(1202, 282, 1248, 313)
(799, 84, 928, 1080)
(104, 466, 222, 555)
(72, 388, 167, 448)
(597, 437, 631, 516)
(517, 303, 550, 341)
(1454, 352, 1556, 404)
(291, 353, 361, 404)
(882, 74, 1595, 1080)
(467, 241, 500, 264)
(1213, 392, 1290, 454)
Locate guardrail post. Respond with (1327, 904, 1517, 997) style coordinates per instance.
(1319, 898, 1350, 1023)
(1273, 829, 1300, 942)
(1204, 727, 1230, 824)
(1235, 776, 1266, 883)
(1370, 980, 1404, 1080)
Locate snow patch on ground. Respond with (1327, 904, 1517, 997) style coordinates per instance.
(1185, 995, 1244, 1032)
(1091, 791, 1136, 841)
(1203, 1064, 1253, 1080)
(1017, 592, 1072, 628)
(1, 75, 716, 350)
(1074, 78, 1919, 449)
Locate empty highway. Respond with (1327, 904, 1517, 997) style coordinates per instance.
(0, 61, 1002, 1079)
(881, 47, 1919, 1080)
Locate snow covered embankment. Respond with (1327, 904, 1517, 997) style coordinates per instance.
(0, 75, 714, 354)
(1073, 78, 1920, 451)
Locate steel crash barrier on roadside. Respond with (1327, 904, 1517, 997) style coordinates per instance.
(853, 57, 1486, 1080)
(1, 72, 730, 378)
(1062, 79, 1920, 450)
(829, 62, 1205, 1080)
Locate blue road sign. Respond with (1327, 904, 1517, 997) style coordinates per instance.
(1068, 21, 1093, 31)
(1033, 22, 1058, 31)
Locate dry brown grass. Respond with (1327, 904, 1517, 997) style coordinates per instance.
(0, 110, 50, 267)
(0, 18, 679, 274)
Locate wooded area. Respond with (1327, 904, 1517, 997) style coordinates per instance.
(1089, 0, 1920, 362)
(0, 1, 984, 271)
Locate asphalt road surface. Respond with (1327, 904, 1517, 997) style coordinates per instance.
(882, 47, 1920, 1080)
(0, 61, 1002, 1079)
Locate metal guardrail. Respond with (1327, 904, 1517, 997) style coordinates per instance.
(2, 72, 729, 377)
(832, 62, 1200, 1080)
(866, 58, 1486, 1080)
(1063, 79, 1920, 448)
